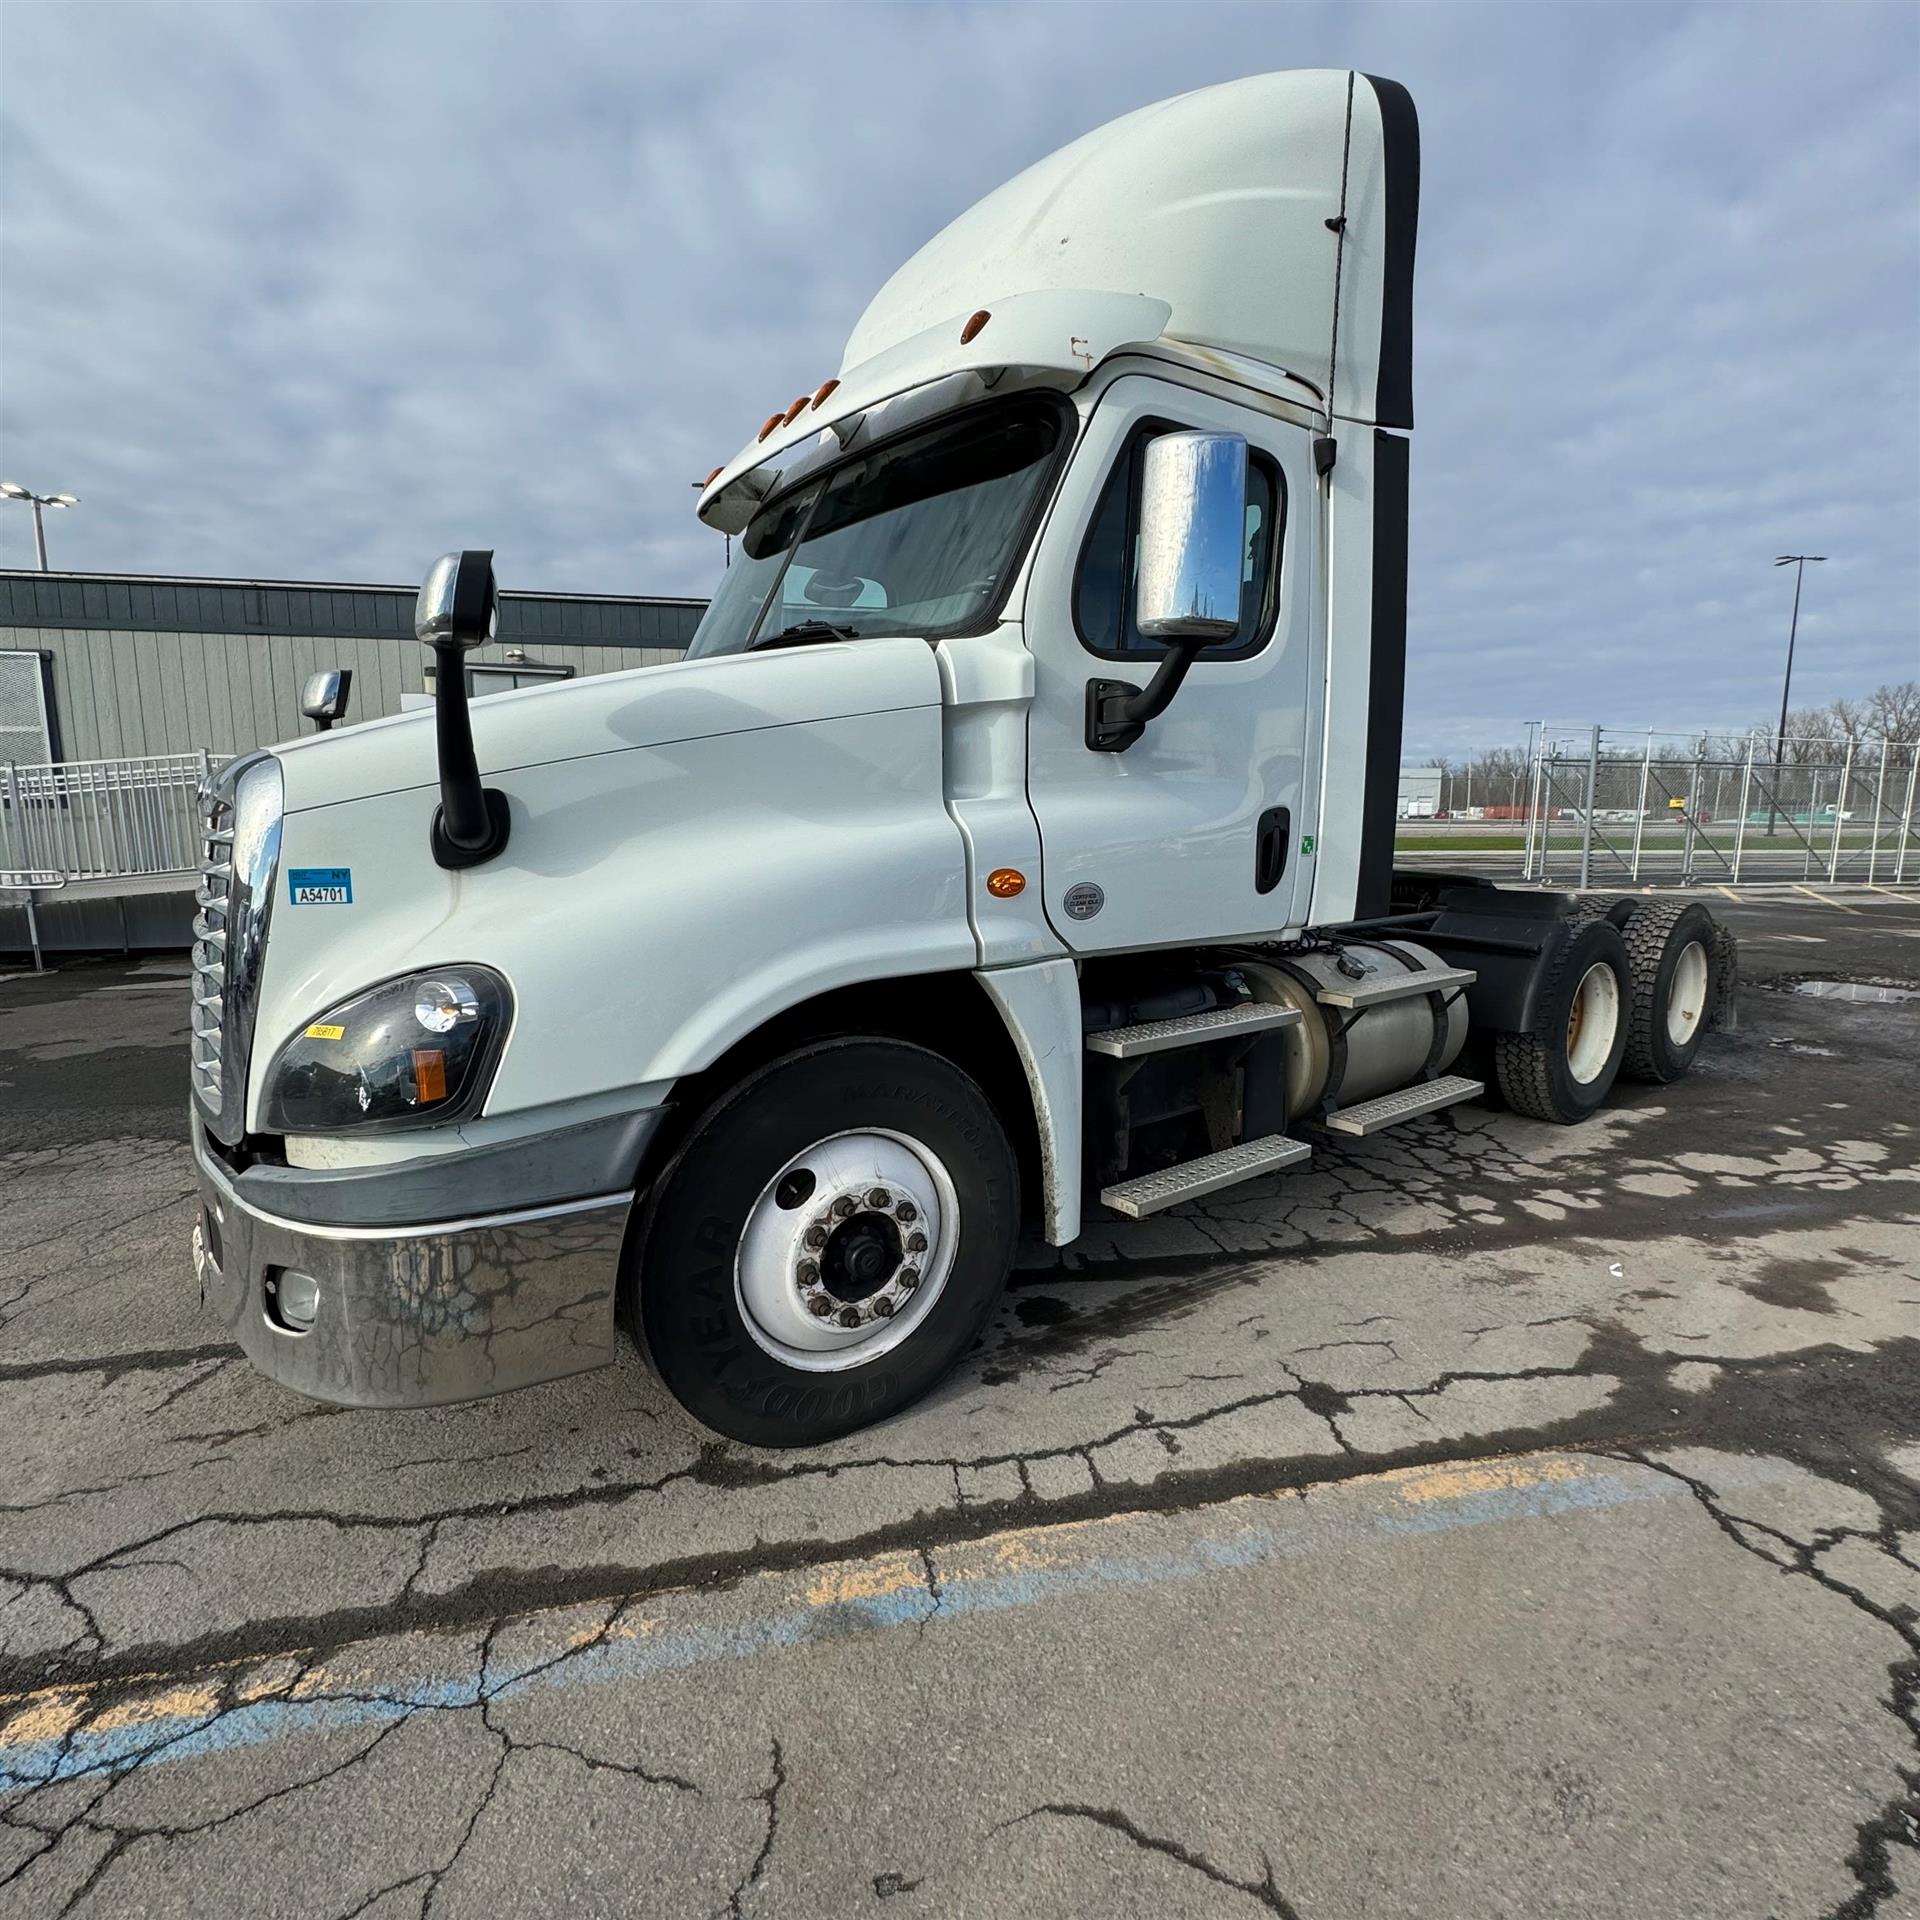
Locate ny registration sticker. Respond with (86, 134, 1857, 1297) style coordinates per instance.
(288, 867, 353, 906)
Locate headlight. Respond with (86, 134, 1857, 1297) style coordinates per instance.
(262, 966, 511, 1134)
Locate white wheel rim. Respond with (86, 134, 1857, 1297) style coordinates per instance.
(734, 1129, 959, 1372)
(1566, 961, 1621, 1084)
(1666, 940, 1710, 1046)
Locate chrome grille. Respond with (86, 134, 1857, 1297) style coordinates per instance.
(188, 752, 282, 1143)
(188, 800, 235, 1109)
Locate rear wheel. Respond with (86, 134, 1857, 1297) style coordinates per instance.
(1618, 900, 1717, 1082)
(632, 1039, 1018, 1447)
(1492, 920, 1631, 1123)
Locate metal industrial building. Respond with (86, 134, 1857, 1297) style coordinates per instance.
(0, 569, 705, 765)
(1, 569, 705, 958)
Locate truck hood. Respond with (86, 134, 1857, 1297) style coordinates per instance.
(272, 637, 944, 814)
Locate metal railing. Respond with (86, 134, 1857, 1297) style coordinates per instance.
(1519, 727, 1919, 889)
(1, 753, 217, 883)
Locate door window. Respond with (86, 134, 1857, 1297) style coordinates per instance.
(1072, 422, 1284, 660)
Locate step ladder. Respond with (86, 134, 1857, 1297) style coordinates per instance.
(1085, 1000, 1301, 1058)
(1312, 965, 1477, 1010)
(1087, 1001, 1309, 1219)
(1317, 1072, 1484, 1137)
(1100, 1134, 1312, 1219)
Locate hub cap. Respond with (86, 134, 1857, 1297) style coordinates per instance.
(735, 1130, 958, 1371)
(1566, 961, 1622, 1084)
(1666, 940, 1710, 1046)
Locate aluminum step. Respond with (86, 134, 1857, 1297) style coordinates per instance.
(1314, 965, 1477, 1011)
(1320, 1074, 1485, 1137)
(1099, 1134, 1311, 1219)
(1085, 1001, 1302, 1060)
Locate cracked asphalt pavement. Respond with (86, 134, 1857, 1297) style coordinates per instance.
(2, 888, 1917, 1918)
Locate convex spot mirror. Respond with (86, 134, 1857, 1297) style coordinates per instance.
(1133, 430, 1249, 642)
(415, 550, 498, 651)
(300, 668, 352, 732)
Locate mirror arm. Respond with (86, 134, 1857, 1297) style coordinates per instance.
(1084, 636, 1204, 754)
(430, 639, 511, 869)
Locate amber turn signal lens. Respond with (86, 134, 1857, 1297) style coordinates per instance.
(986, 868, 1026, 898)
(411, 1048, 448, 1104)
(960, 309, 991, 344)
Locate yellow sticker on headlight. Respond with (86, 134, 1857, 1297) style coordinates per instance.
(304, 1022, 346, 1041)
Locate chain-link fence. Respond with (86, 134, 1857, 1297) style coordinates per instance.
(1519, 727, 1919, 888)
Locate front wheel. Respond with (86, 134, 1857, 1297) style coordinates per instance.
(631, 1039, 1019, 1447)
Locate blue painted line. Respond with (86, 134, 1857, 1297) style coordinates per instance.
(0, 1459, 1702, 1790)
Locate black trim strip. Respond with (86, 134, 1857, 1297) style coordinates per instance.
(1355, 429, 1409, 920)
(1361, 74, 1420, 431)
(224, 1108, 665, 1229)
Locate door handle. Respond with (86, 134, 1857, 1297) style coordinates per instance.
(1255, 806, 1290, 895)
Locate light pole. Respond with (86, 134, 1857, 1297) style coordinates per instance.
(1767, 553, 1825, 836)
(0, 481, 80, 572)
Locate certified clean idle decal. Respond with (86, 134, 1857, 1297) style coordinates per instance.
(287, 867, 353, 906)
(1063, 882, 1105, 921)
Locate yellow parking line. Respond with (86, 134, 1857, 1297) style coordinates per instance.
(1717, 886, 1740, 902)
(1791, 884, 1859, 913)
(1868, 884, 1919, 900)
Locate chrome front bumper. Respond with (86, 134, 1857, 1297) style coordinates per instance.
(192, 1126, 632, 1409)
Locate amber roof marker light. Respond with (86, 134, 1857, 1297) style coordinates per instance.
(810, 378, 841, 410)
(960, 310, 991, 344)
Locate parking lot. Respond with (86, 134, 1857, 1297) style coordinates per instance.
(2, 889, 1917, 1919)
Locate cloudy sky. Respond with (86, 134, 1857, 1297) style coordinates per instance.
(3, 0, 1915, 755)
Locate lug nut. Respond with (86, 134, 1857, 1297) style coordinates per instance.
(832, 1196, 856, 1220)
(867, 1188, 891, 1209)
(804, 1225, 827, 1250)
(898, 1266, 920, 1290)
(906, 1231, 928, 1253)
(872, 1297, 895, 1318)
(807, 1294, 834, 1318)
(895, 1201, 917, 1224)
(798, 1259, 819, 1284)
(838, 1307, 863, 1330)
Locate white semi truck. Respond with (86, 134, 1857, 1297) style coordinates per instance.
(188, 71, 1735, 1445)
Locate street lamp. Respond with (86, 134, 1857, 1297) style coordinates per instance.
(1766, 553, 1826, 836)
(0, 481, 80, 572)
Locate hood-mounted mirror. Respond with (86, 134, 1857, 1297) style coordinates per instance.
(416, 549, 511, 869)
(300, 668, 352, 732)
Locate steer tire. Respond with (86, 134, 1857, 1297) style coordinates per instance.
(1492, 920, 1632, 1124)
(1617, 900, 1718, 1083)
(632, 1038, 1018, 1449)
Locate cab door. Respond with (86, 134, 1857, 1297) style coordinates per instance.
(1022, 375, 1317, 953)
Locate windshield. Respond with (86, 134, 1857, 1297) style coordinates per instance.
(686, 397, 1065, 659)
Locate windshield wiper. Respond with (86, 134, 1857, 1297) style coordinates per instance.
(750, 620, 861, 651)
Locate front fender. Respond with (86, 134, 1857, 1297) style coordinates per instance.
(250, 647, 972, 1135)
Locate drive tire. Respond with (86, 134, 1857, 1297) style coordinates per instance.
(1617, 900, 1717, 1082)
(632, 1039, 1018, 1448)
(1492, 920, 1632, 1124)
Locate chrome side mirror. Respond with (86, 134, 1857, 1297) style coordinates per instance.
(1134, 431, 1248, 640)
(417, 550, 511, 868)
(415, 549, 498, 650)
(1086, 431, 1248, 753)
(300, 668, 352, 732)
